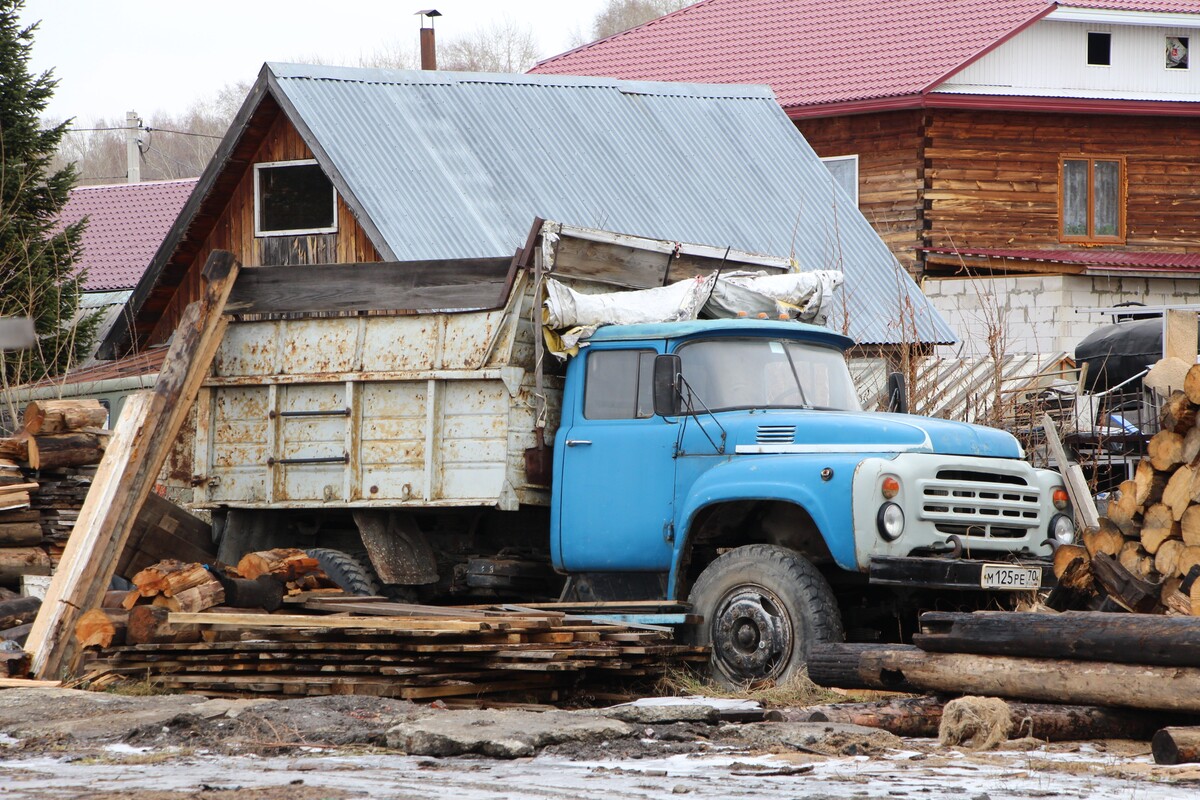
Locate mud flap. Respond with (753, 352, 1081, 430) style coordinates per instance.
(352, 510, 439, 585)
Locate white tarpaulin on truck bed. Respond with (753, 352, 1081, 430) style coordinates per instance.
(543, 270, 843, 358)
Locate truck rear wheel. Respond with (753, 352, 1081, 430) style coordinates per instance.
(687, 544, 842, 687)
(306, 548, 381, 596)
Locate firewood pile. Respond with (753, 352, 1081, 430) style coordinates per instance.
(0, 400, 109, 590)
(1052, 380, 1200, 614)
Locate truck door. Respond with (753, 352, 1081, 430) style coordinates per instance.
(556, 348, 677, 571)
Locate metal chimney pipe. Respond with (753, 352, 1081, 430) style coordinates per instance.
(417, 10, 441, 70)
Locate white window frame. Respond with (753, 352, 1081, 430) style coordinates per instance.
(253, 158, 338, 237)
(1086, 31, 1112, 67)
(820, 154, 859, 205)
(1166, 35, 1190, 71)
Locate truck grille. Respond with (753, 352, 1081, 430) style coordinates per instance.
(756, 425, 795, 444)
(920, 469, 1041, 539)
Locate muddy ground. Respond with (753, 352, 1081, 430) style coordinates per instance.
(1, 688, 1198, 799)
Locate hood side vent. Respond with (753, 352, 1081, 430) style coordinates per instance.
(756, 425, 796, 444)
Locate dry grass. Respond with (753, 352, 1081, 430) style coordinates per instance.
(655, 666, 842, 708)
(103, 673, 175, 697)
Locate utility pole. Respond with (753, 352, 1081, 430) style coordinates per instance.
(125, 110, 141, 183)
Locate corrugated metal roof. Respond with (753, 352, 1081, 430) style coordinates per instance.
(268, 64, 955, 345)
(56, 180, 197, 291)
(923, 246, 1200, 270)
(531, 0, 1200, 112)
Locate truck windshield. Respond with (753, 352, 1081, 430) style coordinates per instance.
(676, 338, 860, 413)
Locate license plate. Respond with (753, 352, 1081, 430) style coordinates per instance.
(980, 563, 1042, 590)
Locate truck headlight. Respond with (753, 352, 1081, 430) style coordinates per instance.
(1050, 514, 1075, 544)
(877, 502, 904, 541)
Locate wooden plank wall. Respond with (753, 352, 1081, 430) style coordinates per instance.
(796, 110, 926, 275)
(147, 114, 381, 347)
(923, 109, 1200, 259)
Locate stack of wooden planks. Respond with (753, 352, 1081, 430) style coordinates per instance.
(0, 587, 40, 656)
(1053, 376, 1200, 614)
(80, 599, 707, 701)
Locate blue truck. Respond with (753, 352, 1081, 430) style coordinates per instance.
(201, 266, 1073, 687)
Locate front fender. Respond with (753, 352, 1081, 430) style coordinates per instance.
(669, 454, 861, 597)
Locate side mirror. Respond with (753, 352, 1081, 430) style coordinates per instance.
(654, 354, 684, 417)
(886, 371, 908, 414)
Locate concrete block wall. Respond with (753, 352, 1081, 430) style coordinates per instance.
(924, 274, 1200, 359)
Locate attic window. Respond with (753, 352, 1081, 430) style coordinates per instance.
(1167, 36, 1189, 70)
(1087, 32, 1111, 66)
(254, 160, 337, 236)
(821, 155, 859, 205)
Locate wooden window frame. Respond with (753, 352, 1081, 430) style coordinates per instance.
(253, 158, 338, 238)
(1058, 155, 1126, 244)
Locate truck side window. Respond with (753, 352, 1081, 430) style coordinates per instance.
(583, 350, 656, 419)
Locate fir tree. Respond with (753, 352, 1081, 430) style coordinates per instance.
(0, 0, 95, 388)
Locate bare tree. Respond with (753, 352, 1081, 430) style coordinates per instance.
(591, 0, 694, 41)
(440, 18, 540, 73)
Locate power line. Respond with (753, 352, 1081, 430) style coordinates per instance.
(63, 125, 223, 140)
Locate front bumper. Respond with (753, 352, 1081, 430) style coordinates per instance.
(868, 555, 1057, 591)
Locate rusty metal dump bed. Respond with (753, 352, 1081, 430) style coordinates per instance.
(193, 271, 560, 510)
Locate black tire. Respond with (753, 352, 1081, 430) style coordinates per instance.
(306, 548, 381, 596)
(687, 544, 843, 687)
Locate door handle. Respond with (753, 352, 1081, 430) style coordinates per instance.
(565, 439, 592, 447)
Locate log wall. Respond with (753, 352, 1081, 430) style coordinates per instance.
(796, 111, 925, 275)
(147, 113, 381, 347)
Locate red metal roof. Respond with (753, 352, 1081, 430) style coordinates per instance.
(57, 179, 196, 292)
(532, 0, 1200, 112)
(922, 246, 1200, 271)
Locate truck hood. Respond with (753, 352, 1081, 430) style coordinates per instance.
(730, 410, 1022, 458)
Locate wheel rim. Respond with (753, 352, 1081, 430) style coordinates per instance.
(710, 584, 794, 683)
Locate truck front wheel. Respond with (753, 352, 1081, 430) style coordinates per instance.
(687, 544, 842, 687)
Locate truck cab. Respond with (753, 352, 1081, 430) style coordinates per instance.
(552, 318, 1073, 685)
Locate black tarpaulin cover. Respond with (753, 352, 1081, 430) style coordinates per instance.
(1074, 318, 1163, 393)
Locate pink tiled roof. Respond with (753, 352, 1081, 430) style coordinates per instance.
(923, 246, 1200, 270)
(57, 179, 196, 291)
(532, 0, 1200, 111)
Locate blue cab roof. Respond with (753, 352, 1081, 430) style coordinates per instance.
(583, 319, 855, 351)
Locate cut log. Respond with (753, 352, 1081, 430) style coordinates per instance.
(1165, 466, 1196, 520)
(23, 400, 108, 435)
(916, 609, 1200, 665)
(813, 643, 1200, 713)
(1091, 553, 1162, 613)
(1192, 578, 1200, 617)
(1118, 541, 1155, 580)
(0, 521, 42, 546)
(1141, 503, 1180, 554)
(0, 433, 30, 462)
(0, 492, 30, 510)
(1052, 544, 1093, 591)
(1157, 539, 1188, 578)
(1186, 429, 1200, 466)
(799, 696, 1170, 742)
(1134, 461, 1172, 507)
(0, 547, 52, 586)
(1106, 481, 1141, 535)
(131, 559, 191, 599)
(27, 433, 104, 471)
(150, 579, 223, 613)
(1161, 391, 1198, 435)
(0, 482, 38, 496)
(1176, 547, 1200, 584)
(805, 643, 920, 692)
(0, 595, 41, 629)
(0, 649, 29, 678)
(236, 548, 323, 581)
(1150, 430, 1186, 471)
(0, 622, 31, 644)
(1187, 363, 1200, 405)
(159, 564, 216, 597)
(125, 604, 201, 645)
(73, 608, 127, 648)
(1153, 727, 1200, 765)
(1083, 520, 1126, 559)
(1182, 506, 1200, 548)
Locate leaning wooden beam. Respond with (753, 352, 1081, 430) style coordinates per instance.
(25, 250, 240, 680)
(914, 610, 1200, 668)
(810, 643, 1200, 714)
(1041, 413, 1101, 532)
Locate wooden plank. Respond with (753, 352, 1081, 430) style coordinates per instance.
(167, 612, 549, 632)
(26, 250, 241, 680)
(1166, 310, 1199, 364)
(226, 258, 513, 315)
(1041, 413, 1101, 532)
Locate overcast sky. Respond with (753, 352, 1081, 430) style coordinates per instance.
(19, 1, 609, 123)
